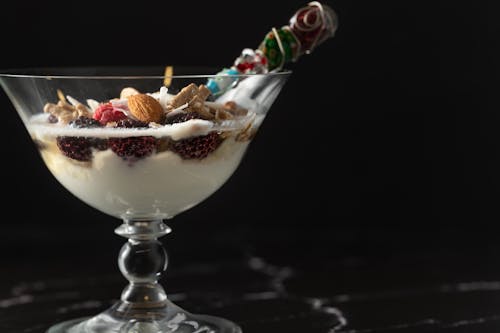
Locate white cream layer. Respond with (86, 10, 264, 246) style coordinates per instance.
(29, 112, 254, 220)
(37, 137, 249, 220)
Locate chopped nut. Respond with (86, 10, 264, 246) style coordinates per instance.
(57, 100, 74, 112)
(197, 84, 211, 100)
(168, 83, 199, 109)
(188, 95, 205, 112)
(223, 101, 237, 111)
(43, 95, 91, 124)
(58, 112, 77, 124)
(167, 83, 218, 121)
(163, 66, 173, 87)
(215, 108, 234, 121)
(187, 95, 214, 120)
(223, 101, 248, 116)
(57, 89, 66, 102)
(219, 131, 233, 139)
(43, 103, 56, 114)
(75, 104, 91, 117)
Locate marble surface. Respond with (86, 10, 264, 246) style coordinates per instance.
(0, 224, 498, 333)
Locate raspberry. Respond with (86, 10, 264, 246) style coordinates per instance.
(93, 103, 127, 125)
(170, 132, 223, 160)
(109, 137, 157, 161)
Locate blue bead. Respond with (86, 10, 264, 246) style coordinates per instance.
(206, 68, 241, 95)
(206, 79, 220, 94)
(226, 68, 240, 75)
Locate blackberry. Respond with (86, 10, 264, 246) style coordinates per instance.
(109, 136, 157, 161)
(115, 118, 149, 128)
(89, 138, 108, 151)
(56, 116, 107, 161)
(108, 119, 156, 161)
(170, 132, 223, 160)
(164, 112, 199, 125)
(70, 116, 102, 128)
(57, 136, 93, 161)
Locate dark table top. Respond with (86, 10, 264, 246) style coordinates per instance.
(1, 219, 499, 333)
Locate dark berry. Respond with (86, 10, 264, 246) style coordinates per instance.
(108, 118, 155, 161)
(164, 112, 199, 125)
(89, 138, 108, 151)
(48, 114, 59, 123)
(115, 118, 149, 128)
(70, 116, 102, 128)
(170, 132, 223, 159)
(57, 117, 107, 160)
(57, 136, 93, 161)
(71, 116, 108, 151)
(109, 137, 157, 161)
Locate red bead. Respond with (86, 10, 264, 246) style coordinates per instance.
(289, 2, 338, 54)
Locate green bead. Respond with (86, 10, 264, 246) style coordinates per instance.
(261, 31, 282, 71)
(279, 27, 300, 61)
(260, 27, 300, 71)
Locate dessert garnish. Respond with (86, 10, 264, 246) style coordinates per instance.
(38, 1, 338, 165)
(40, 85, 252, 163)
(206, 1, 338, 95)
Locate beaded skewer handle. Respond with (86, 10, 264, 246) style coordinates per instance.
(205, 1, 339, 96)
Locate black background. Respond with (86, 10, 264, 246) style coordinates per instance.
(0, 1, 498, 332)
(0, 0, 495, 290)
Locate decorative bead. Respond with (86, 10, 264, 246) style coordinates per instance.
(234, 48, 269, 74)
(289, 1, 338, 54)
(259, 27, 300, 71)
(280, 26, 301, 61)
(205, 2, 338, 96)
(206, 68, 241, 96)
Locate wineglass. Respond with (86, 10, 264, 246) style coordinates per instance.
(0, 66, 291, 333)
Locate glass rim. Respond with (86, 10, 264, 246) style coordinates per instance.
(0, 66, 293, 79)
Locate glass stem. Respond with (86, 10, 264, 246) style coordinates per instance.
(114, 219, 171, 309)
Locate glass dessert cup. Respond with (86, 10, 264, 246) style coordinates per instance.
(0, 66, 291, 333)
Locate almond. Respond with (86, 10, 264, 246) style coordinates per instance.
(127, 94, 164, 123)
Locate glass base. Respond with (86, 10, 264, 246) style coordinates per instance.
(47, 298, 242, 333)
